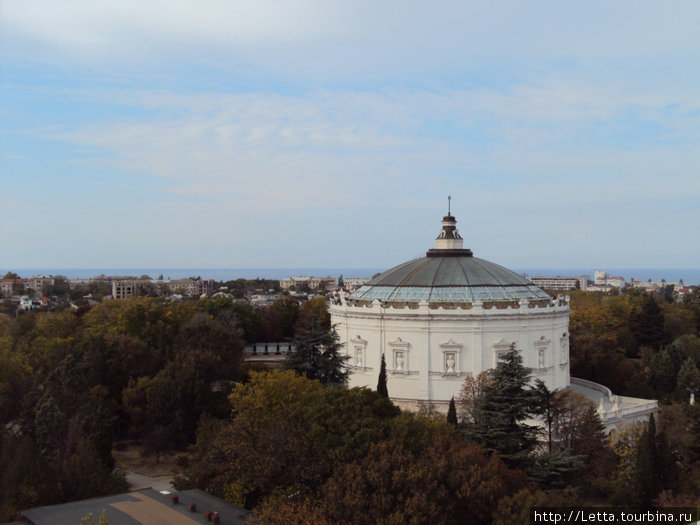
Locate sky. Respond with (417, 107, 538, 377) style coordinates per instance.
(1, 1, 699, 270)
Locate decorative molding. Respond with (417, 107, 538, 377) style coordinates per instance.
(390, 370, 419, 376)
(386, 338, 411, 374)
(388, 337, 410, 348)
(534, 365, 554, 372)
(439, 338, 462, 375)
(350, 335, 368, 368)
(491, 338, 514, 366)
(350, 335, 368, 346)
(560, 335, 569, 365)
(439, 338, 462, 349)
(534, 336, 551, 369)
(350, 365, 374, 373)
(429, 371, 471, 378)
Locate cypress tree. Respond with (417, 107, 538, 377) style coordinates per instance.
(634, 414, 661, 505)
(446, 396, 458, 427)
(377, 354, 388, 398)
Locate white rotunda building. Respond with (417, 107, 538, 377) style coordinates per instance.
(330, 211, 572, 411)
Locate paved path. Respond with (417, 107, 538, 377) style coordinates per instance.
(125, 471, 174, 493)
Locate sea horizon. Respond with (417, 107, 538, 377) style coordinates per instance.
(4, 267, 700, 286)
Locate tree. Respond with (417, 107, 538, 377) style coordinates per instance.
(446, 396, 457, 427)
(492, 487, 582, 525)
(192, 374, 401, 509)
(648, 349, 677, 397)
(377, 353, 388, 397)
(634, 414, 661, 505)
(266, 295, 299, 340)
(306, 433, 526, 525)
(608, 420, 646, 504)
(470, 344, 538, 469)
(457, 370, 491, 426)
(630, 294, 666, 352)
(0, 431, 59, 522)
(526, 449, 585, 489)
(285, 320, 349, 386)
(677, 357, 700, 404)
(60, 438, 127, 501)
(531, 379, 557, 453)
(337, 274, 344, 288)
(294, 296, 329, 332)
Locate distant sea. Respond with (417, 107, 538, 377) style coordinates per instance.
(6, 267, 700, 285)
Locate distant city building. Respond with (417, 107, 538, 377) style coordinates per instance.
(594, 270, 625, 288)
(249, 293, 278, 306)
(0, 276, 54, 296)
(343, 277, 370, 289)
(68, 276, 110, 289)
(112, 280, 136, 299)
(585, 284, 617, 293)
(629, 279, 681, 293)
(529, 276, 586, 291)
(0, 279, 19, 296)
(280, 276, 336, 290)
(168, 278, 214, 296)
(18, 295, 48, 310)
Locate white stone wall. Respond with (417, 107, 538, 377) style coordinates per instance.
(330, 298, 571, 406)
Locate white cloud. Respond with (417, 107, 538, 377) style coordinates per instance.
(41, 81, 699, 220)
(2, 1, 699, 81)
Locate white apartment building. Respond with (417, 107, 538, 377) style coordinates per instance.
(529, 276, 586, 291)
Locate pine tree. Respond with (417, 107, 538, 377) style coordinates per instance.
(471, 344, 538, 469)
(446, 396, 458, 427)
(377, 354, 388, 398)
(284, 320, 349, 386)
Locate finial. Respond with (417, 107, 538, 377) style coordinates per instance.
(448, 195, 451, 215)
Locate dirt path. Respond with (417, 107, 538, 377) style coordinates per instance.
(113, 444, 182, 492)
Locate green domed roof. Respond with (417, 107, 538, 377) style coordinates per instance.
(349, 256, 549, 303)
(348, 210, 550, 304)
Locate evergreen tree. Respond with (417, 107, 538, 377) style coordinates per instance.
(630, 295, 666, 352)
(285, 320, 349, 386)
(377, 354, 388, 398)
(531, 379, 556, 453)
(471, 344, 538, 469)
(634, 414, 661, 505)
(447, 396, 458, 427)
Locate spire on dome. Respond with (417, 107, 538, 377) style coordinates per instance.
(426, 200, 473, 257)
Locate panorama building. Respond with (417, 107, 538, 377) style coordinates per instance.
(329, 209, 657, 426)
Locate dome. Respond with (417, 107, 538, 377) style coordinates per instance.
(331, 204, 571, 412)
(348, 211, 550, 304)
(349, 257, 550, 303)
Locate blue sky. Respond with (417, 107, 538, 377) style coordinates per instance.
(1, 1, 699, 270)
